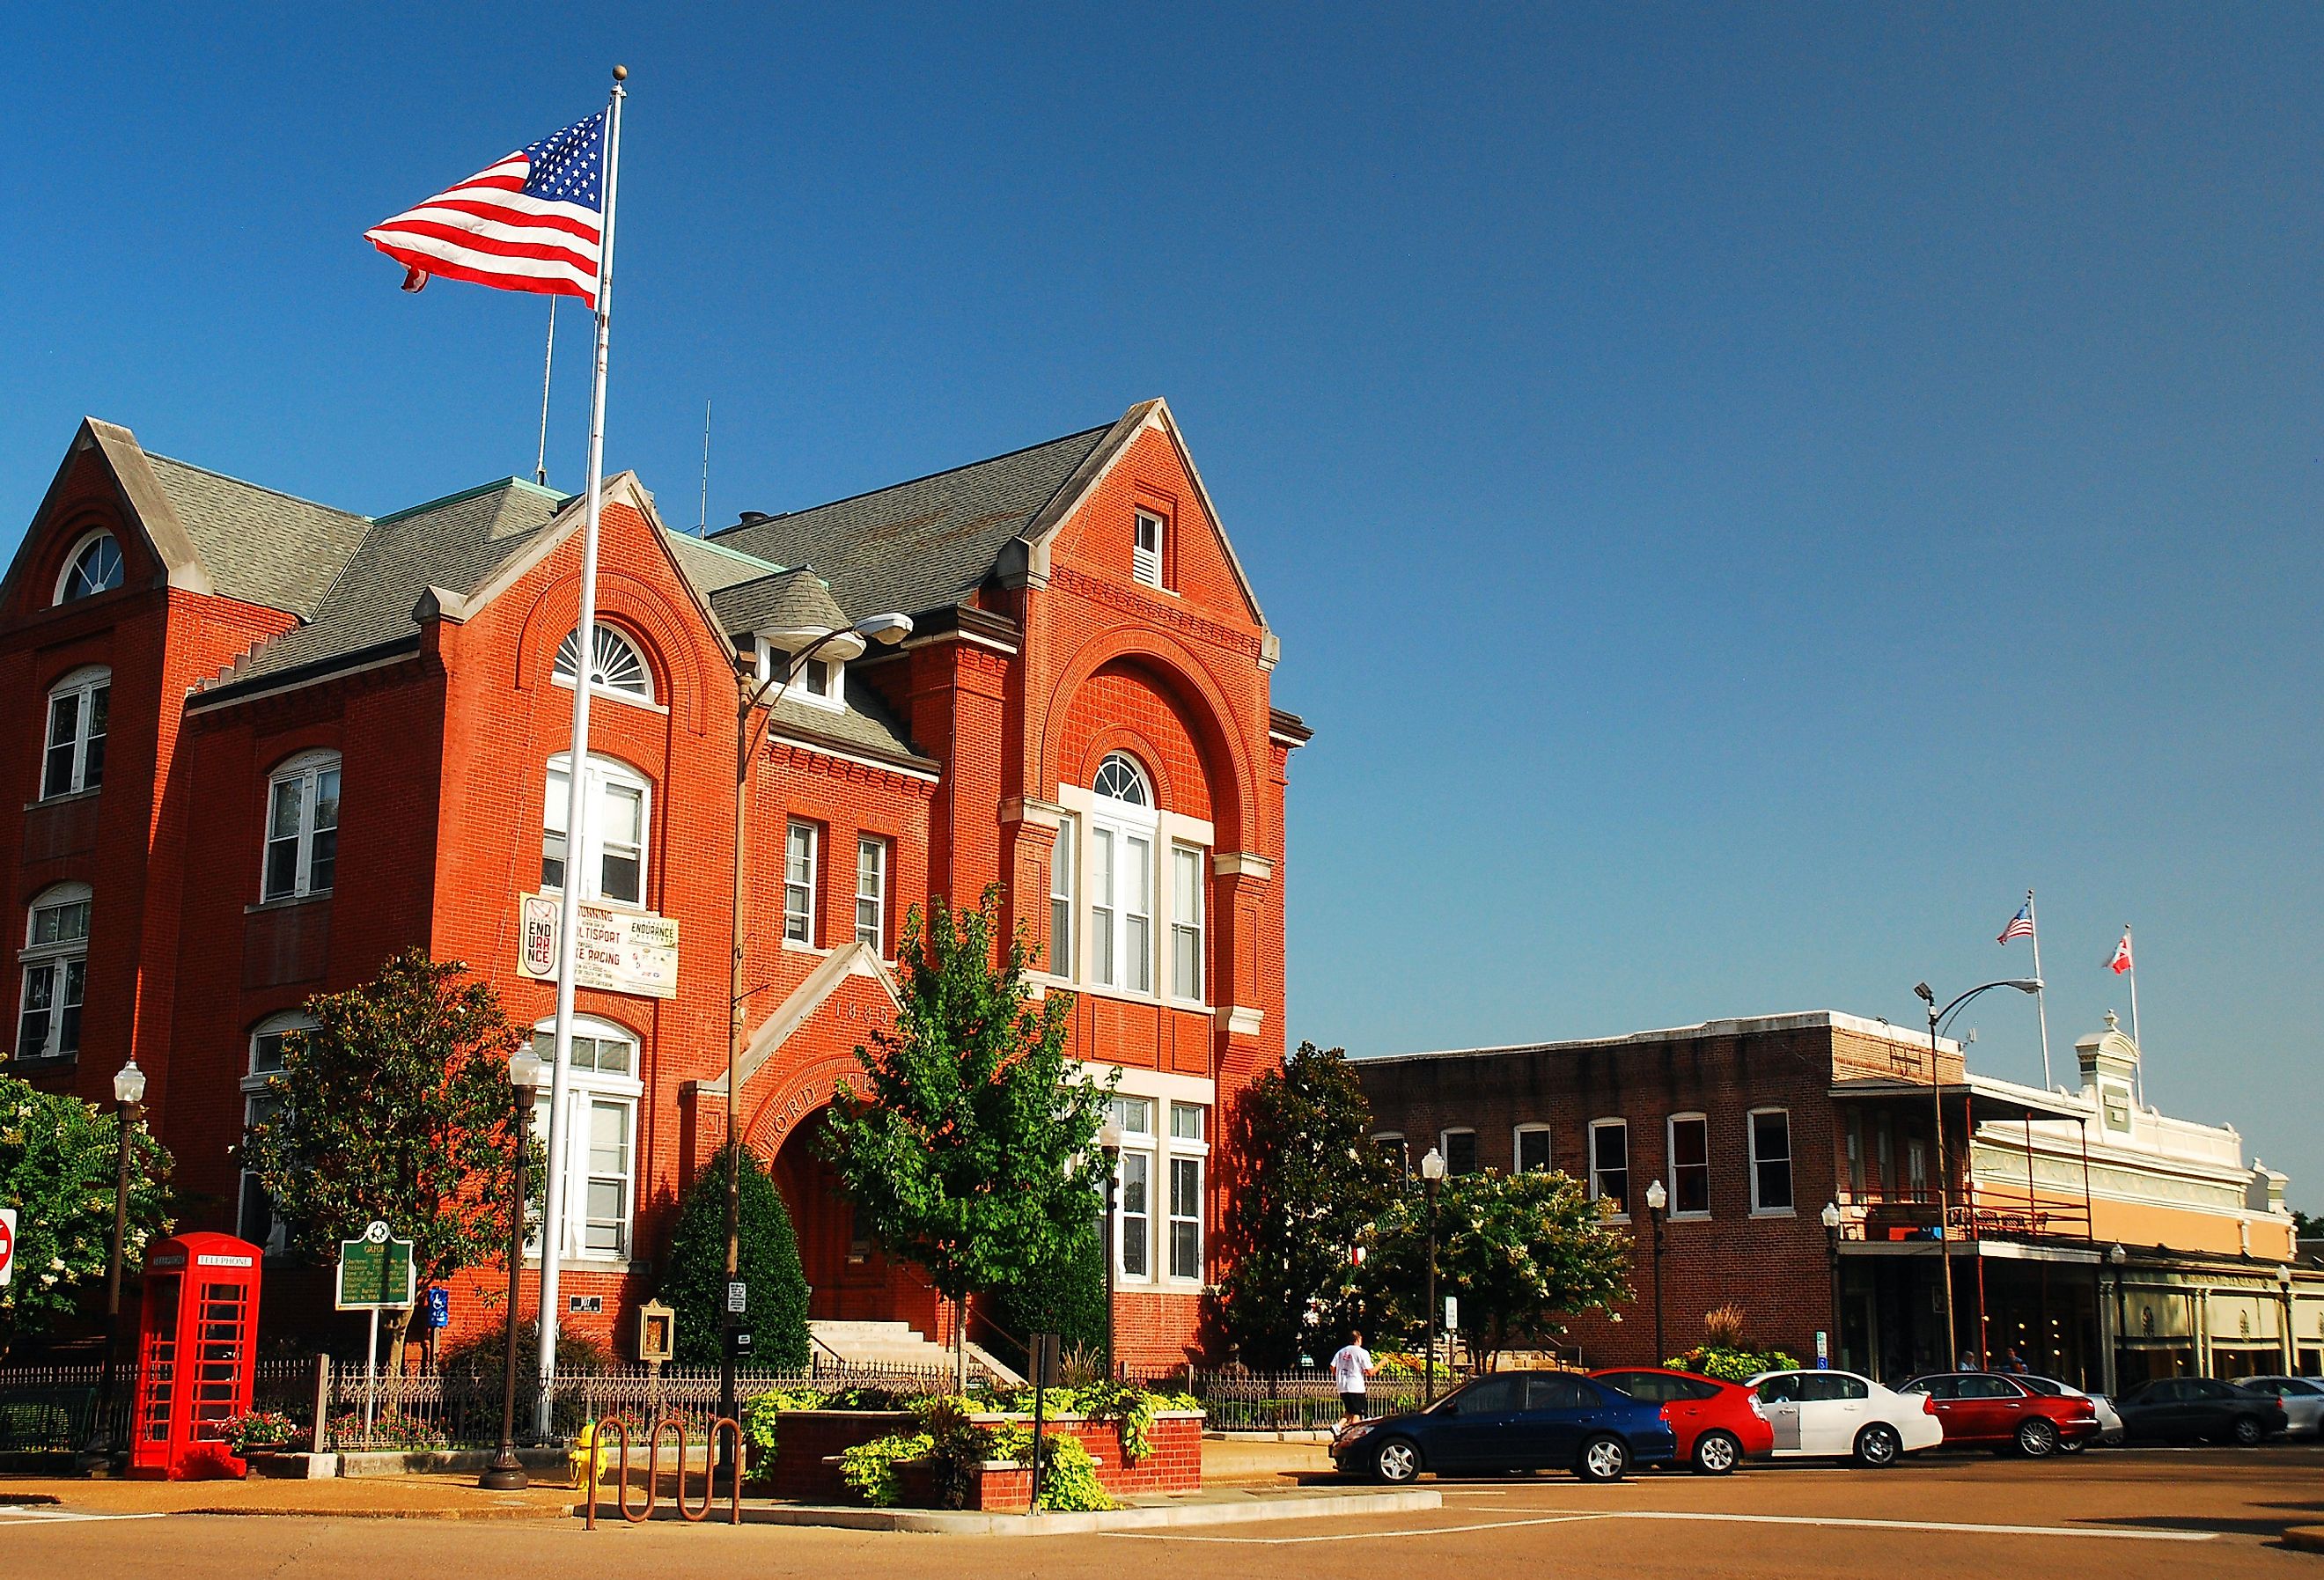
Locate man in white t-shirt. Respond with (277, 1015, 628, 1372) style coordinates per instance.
(1329, 1331, 1378, 1429)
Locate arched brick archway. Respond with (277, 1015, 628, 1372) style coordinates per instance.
(1039, 628, 1260, 851)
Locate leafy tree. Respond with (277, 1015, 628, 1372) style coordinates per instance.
(243, 951, 529, 1371)
(821, 888, 1110, 1388)
(1216, 1042, 1398, 1367)
(1358, 1168, 1632, 1370)
(0, 1074, 173, 1357)
(993, 1216, 1108, 1359)
(658, 1143, 810, 1368)
(2294, 1209, 2319, 1241)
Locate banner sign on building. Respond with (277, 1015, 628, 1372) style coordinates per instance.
(516, 893, 679, 1000)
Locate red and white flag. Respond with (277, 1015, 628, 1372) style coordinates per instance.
(365, 111, 607, 306)
(2107, 929, 2134, 975)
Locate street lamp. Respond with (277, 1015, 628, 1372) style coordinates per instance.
(85, 1058, 147, 1466)
(1420, 1147, 1446, 1405)
(482, 1046, 547, 1490)
(720, 612, 911, 1463)
(1820, 1201, 1844, 1371)
(1098, 1122, 1122, 1379)
(1643, 1178, 1668, 1365)
(2106, 1242, 2129, 1396)
(1913, 978, 2041, 1371)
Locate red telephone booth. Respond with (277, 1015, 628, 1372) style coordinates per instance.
(129, 1231, 263, 1480)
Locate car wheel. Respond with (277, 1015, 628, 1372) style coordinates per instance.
(2015, 1418, 2058, 1459)
(2230, 1415, 2265, 1448)
(1854, 1423, 1902, 1468)
(1692, 1430, 1740, 1475)
(1576, 1434, 1629, 1483)
(1372, 1437, 1423, 1485)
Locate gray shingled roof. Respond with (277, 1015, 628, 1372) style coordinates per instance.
(204, 479, 566, 693)
(710, 423, 1113, 619)
(144, 454, 373, 618)
(710, 568, 849, 638)
(764, 676, 930, 772)
(664, 529, 786, 596)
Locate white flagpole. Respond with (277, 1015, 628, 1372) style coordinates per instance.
(534, 296, 556, 489)
(2124, 924, 2143, 1111)
(535, 65, 625, 1437)
(2026, 889, 2052, 1091)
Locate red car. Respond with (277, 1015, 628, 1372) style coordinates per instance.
(1591, 1367, 1775, 1473)
(1896, 1371, 2100, 1457)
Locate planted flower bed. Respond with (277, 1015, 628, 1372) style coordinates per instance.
(741, 1382, 1202, 1511)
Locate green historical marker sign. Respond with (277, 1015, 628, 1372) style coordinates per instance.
(336, 1219, 416, 1310)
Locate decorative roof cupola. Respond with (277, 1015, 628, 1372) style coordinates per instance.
(2075, 1010, 2141, 1138)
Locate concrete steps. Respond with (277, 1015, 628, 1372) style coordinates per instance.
(808, 1319, 1023, 1385)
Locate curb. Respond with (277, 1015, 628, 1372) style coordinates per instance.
(2284, 1525, 2324, 1554)
(581, 1488, 1441, 1534)
(181, 1503, 569, 1522)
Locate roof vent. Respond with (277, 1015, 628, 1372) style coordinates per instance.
(737, 511, 772, 525)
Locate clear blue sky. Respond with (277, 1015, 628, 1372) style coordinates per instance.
(6, 7, 2318, 1193)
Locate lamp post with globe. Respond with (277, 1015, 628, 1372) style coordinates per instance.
(482, 1045, 548, 1490)
(1420, 1147, 1447, 1403)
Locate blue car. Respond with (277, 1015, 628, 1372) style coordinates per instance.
(1332, 1370, 1678, 1484)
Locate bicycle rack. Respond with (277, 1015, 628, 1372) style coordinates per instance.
(583, 1415, 743, 1528)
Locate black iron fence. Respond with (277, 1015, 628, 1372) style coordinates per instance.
(1181, 1369, 1439, 1431)
(0, 1359, 316, 1457)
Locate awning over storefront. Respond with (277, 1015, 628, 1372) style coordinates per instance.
(1829, 1072, 2096, 1125)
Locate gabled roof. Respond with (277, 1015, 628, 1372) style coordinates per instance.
(143, 454, 374, 618)
(199, 478, 566, 696)
(710, 422, 1114, 619)
(710, 567, 850, 639)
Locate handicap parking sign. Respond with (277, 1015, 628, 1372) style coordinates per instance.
(425, 1286, 450, 1329)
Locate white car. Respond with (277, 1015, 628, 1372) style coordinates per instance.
(2019, 1374, 2124, 1447)
(1747, 1369, 1944, 1466)
(2232, 1376, 2324, 1437)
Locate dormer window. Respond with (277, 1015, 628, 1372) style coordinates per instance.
(1132, 510, 1165, 589)
(56, 532, 125, 605)
(757, 642, 844, 711)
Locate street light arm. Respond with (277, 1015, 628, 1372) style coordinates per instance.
(1931, 979, 2044, 1039)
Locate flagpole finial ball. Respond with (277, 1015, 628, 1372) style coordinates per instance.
(613, 64, 628, 81)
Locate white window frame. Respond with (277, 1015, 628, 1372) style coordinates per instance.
(528, 1016, 643, 1263)
(759, 641, 845, 712)
(240, 1011, 312, 1255)
(1589, 1119, 1631, 1219)
(1748, 1106, 1795, 1216)
(1374, 1132, 1409, 1179)
(55, 530, 124, 605)
(1132, 509, 1165, 588)
(40, 665, 109, 800)
(1169, 842, 1204, 1002)
(1514, 1122, 1552, 1173)
(16, 882, 91, 1064)
(1048, 816, 1075, 981)
(1090, 756, 1156, 995)
(1098, 1078, 1214, 1289)
(1666, 1111, 1711, 1219)
(784, 820, 820, 946)
(854, 834, 886, 952)
(542, 753, 651, 908)
(1168, 1149, 1204, 1282)
(1439, 1127, 1478, 1176)
(261, 751, 341, 903)
(552, 621, 655, 705)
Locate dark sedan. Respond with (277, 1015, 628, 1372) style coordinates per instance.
(2114, 1377, 2288, 1446)
(1332, 1370, 1678, 1484)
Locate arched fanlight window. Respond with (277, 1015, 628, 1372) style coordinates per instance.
(1092, 752, 1151, 808)
(553, 622, 652, 701)
(55, 533, 125, 605)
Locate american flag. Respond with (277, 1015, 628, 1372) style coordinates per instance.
(1997, 901, 2034, 945)
(365, 111, 607, 307)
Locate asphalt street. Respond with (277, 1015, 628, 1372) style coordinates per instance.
(2, 1445, 2316, 1577)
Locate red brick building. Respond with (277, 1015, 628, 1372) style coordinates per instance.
(0, 401, 1306, 1368)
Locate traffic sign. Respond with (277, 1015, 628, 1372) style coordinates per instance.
(726, 1280, 747, 1315)
(336, 1223, 416, 1310)
(0, 1208, 15, 1288)
(425, 1286, 451, 1329)
(1443, 1295, 1460, 1333)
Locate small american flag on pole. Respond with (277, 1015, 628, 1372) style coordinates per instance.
(365, 111, 607, 307)
(1997, 901, 2034, 945)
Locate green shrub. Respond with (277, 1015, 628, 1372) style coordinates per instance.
(1665, 1345, 1800, 1384)
(657, 1144, 810, 1369)
(739, 1385, 830, 1481)
(439, 1316, 614, 1378)
(839, 1431, 933, 1506)
(991, 1218, 1109, 1357)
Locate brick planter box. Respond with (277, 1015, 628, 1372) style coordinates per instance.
(766, 1407, 1204, 1509)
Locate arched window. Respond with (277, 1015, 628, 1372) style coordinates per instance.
(553, 622, 653, 702)
(240, 1010, 313, 1253)
(55, 532, 125, 605)
(1089, 753, 1156, 992)
(1092, 752, 1151, 807)
(262, 750, 341, 901)
(527, 1015, 641, 1260)
(542, 753, 650, 906)
(17, 882, 91, 1063)
(41, 665, 110, 799)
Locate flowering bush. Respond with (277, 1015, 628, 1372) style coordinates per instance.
(0, 1075, 173, 1357)
(327, 1410, 447, 1450)
(220, 1410, 300, 1451)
